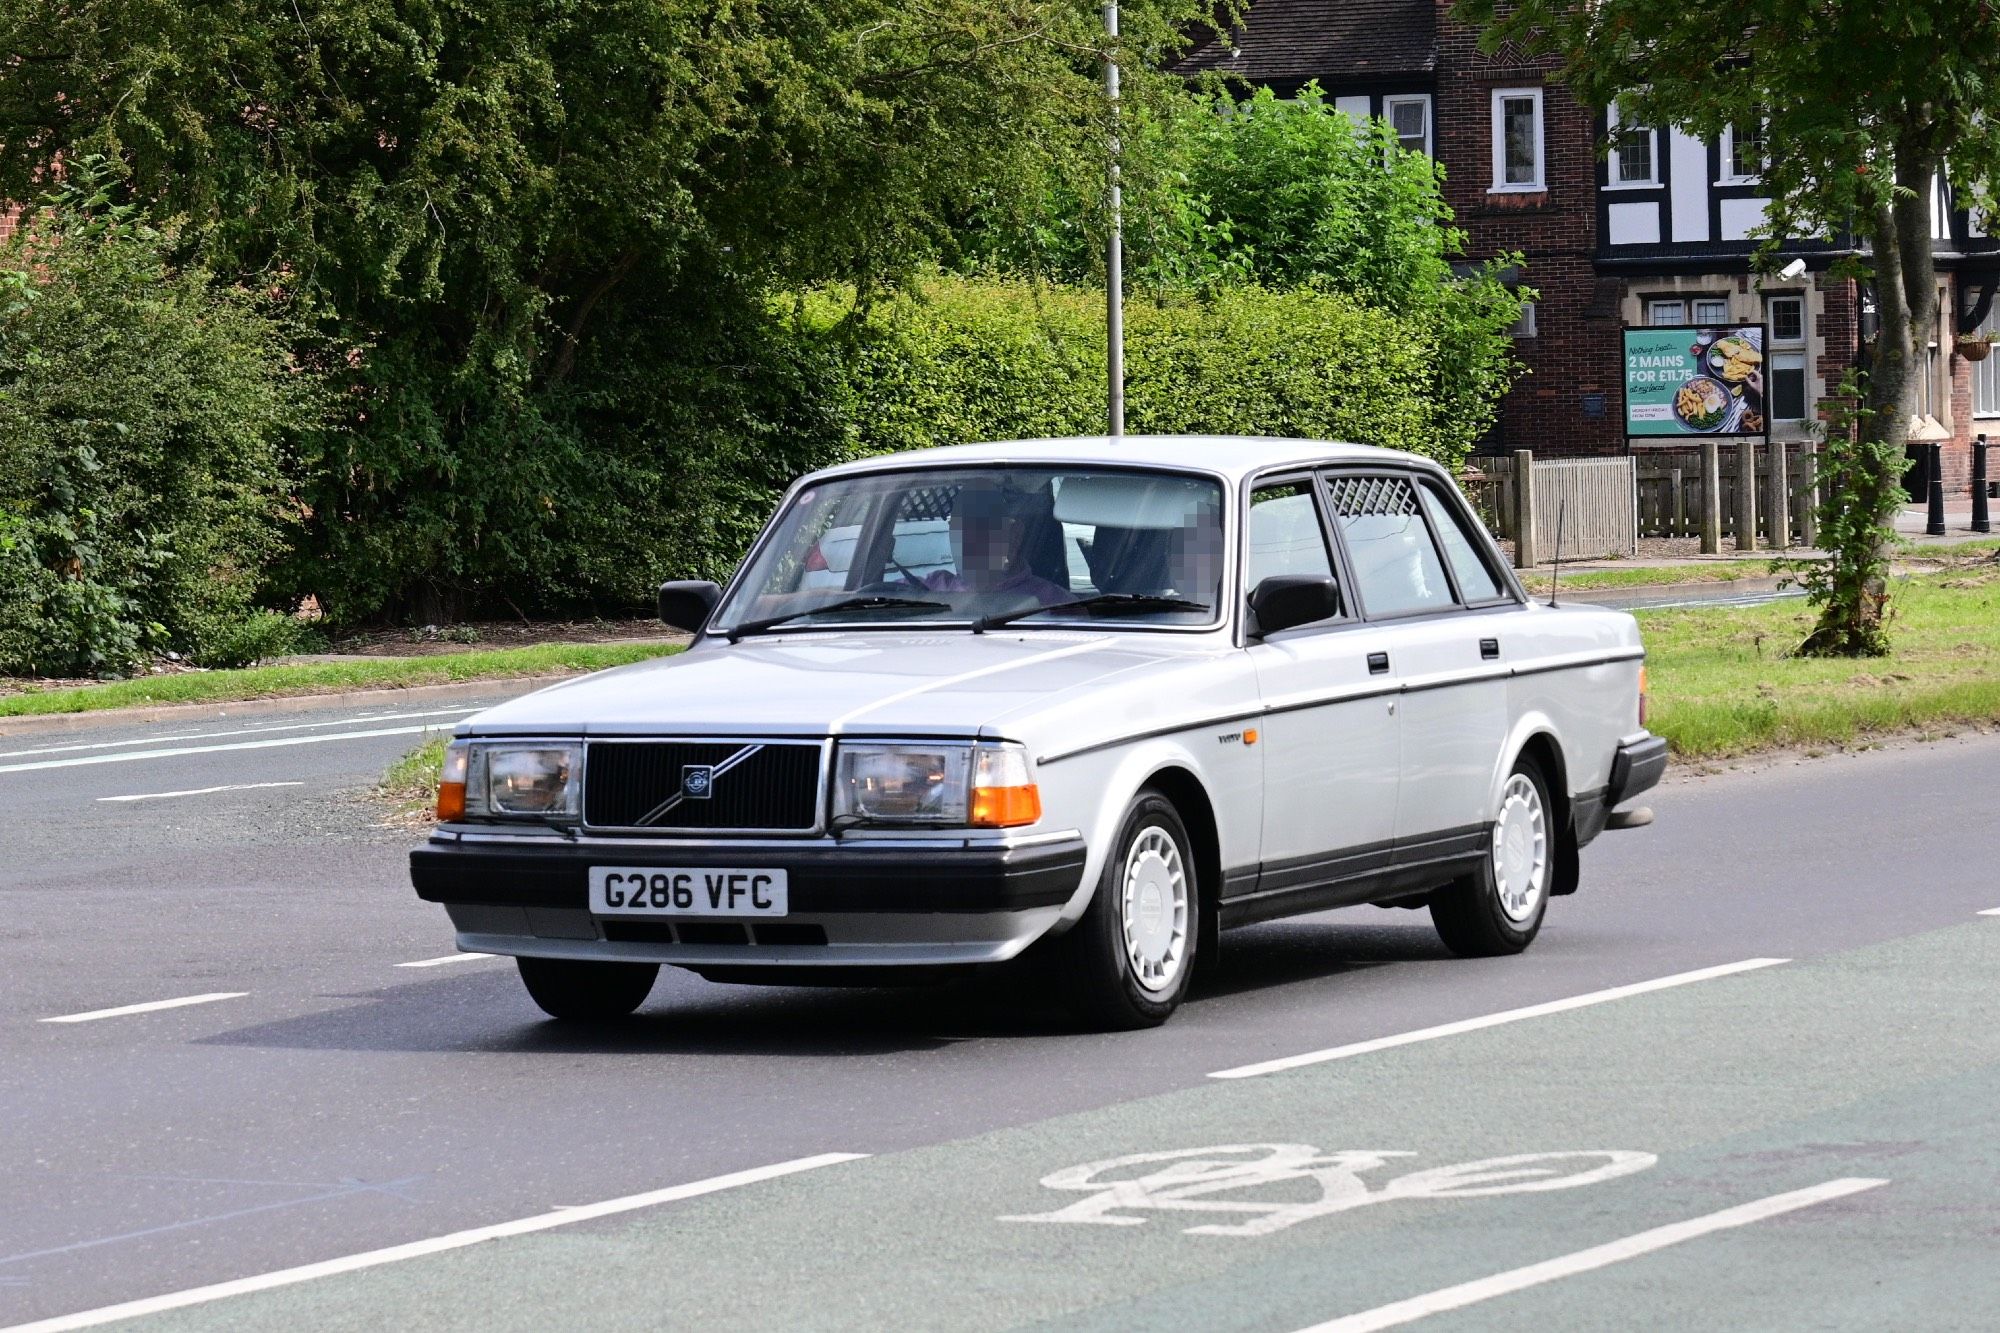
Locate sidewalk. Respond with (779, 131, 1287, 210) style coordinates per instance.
(1516, 505, 1996, 576)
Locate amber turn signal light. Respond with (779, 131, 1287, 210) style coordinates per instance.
(970, 783, 1041, 828)
(435, 741, 471, 822)
(1637, 665, 1650, 728)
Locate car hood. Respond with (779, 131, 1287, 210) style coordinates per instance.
(460, 630, 1205, 739)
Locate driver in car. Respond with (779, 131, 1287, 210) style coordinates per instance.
(916, 485, 1069, 607)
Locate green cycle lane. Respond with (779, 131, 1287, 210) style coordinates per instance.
(102, 920, 2000, 1332)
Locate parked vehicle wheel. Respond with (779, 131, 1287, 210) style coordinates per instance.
(516, 956, 659, 1021)
(1057, 792, 1197, 1030)
(1431, 758, 1552, 957)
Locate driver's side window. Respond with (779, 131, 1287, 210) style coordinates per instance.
(1247, 481, 1338, 591)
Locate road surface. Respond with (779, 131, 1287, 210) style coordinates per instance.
(2, 690, 1995, 1331)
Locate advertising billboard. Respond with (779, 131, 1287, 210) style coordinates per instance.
(1623, 325, 1771, 442)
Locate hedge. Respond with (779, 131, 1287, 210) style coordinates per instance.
(801, 276, 1463, 469)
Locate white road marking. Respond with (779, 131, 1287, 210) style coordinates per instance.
(2, 1153, 868, 1333)
(97, 782, 305, 804)
(41, 993, 248, 1025)
(1004, 1146, 1656, 1237)
(395, 952, 496, 968)
(1209, 958, 1790, 1080)
(1979, 907, 2000, 916)
(0, 708, 480, 760)
(0, 723, 458, 776)
(1293, 1177, 1889, 1332)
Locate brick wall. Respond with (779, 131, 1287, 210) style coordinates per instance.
(1434, 4, 1624, 454)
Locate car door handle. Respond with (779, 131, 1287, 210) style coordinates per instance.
(1480, 638, 1500, 660)
(1367, 651, 1390, 675)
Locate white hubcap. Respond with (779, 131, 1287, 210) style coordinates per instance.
(1492, 774, 1548, 924)
(1121, 826, 1189, 993)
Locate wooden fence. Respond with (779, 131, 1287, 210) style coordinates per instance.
(1464, 456, 1637, 560)
(1464, 442, 1821, 565)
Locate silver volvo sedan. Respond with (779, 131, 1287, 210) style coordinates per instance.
(411, 437, 1664, 1029)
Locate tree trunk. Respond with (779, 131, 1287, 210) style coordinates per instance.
(1800, 135, 1939, 656)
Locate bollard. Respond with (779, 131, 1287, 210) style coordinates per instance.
(1700, 440, 1721, 554)
(1926, 441, 1947, 536)
(1976, 434, 1991, 534)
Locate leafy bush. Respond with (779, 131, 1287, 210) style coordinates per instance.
(803, 276, 1449, 466)
(0, 164, 322, 676)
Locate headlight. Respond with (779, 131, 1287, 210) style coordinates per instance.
(439, 740, 583, 822)
(833, 741, 1040, 828)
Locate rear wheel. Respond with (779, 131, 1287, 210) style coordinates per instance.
(516, 956, 659, 1021)
(1430, 759, 1552, 957)
(1055, 793, 1197, 1030)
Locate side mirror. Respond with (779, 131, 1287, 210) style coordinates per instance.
(658, 580, 722, 633)
(1248, 575, 1341, 637)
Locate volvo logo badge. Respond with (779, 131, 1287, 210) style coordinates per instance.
(681, 765, 715, 800)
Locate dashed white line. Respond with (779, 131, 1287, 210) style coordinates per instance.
(395, 952, 496, 969)
(1, 1153, 868, 1333)
(1292, 1177, 1889, 1332)
(0, 708, 479, 760)
(1209, 958, 1790, 1080)
(1979, 907, 2000, 917)
(41, 993, 248, 1025)
(0, 722, 458, 775)
(97, 782, 306, 804)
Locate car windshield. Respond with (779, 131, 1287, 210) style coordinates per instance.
(712, 466, 1227, 634)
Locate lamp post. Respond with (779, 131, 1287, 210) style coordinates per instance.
(1104, 1, 1125, 439)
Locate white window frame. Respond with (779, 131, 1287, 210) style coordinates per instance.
(1605, 101, 1658, 188)
(1647, 298, 1688, 326)
(1491, 87, 1545, 192)
(1975, 302, 2000, 418)
(1508, 302, 1538, 339)
(1767, 294, 1806, 346)
(1384, 95, 1433, 157)
(1765, 294, 1810, 424)
(1719, 120, 1767, 185)
(1692, 298, 1730, 326)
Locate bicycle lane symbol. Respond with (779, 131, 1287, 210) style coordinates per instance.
(1000, 1145, 1657, 1238)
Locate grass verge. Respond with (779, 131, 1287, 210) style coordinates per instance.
(0, 641, 683, 719)
(380, 735, 449, 820)
(1532, 560, 1781, 592)
(1643, 570, 2000, 758)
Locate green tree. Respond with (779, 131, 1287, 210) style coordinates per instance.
(1456, 0, 2000, 655)
(0, 0, 1223, 621)
(0, 161, 325, 676)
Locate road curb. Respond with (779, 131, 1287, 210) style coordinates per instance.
(0, 675, 560, 738)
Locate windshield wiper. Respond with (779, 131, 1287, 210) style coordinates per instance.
(723, 595, 949, 642)
(973, 593, 1211, 633)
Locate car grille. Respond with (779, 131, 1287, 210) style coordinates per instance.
(583, 740, 825, 833)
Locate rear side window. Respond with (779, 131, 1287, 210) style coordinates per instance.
(1247, 482, 1336, 588)
(1418, 482, 1506, 602)
(1326, 474, 1454, 617)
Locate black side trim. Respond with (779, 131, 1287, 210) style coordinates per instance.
(1608, 735, 1668, 807)
(411, 839, 1087, 915)
(1219, 824, 1489, 929)
(1571, 786, 1610, 849)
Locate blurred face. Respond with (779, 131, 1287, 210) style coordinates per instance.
(959, 513, 1025, 588)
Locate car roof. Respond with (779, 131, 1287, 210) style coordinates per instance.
(807, 436, 1444, 486)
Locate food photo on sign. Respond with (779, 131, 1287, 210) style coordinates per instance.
(1623, 325, 1768, 440)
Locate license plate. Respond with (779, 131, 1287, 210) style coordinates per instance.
(588, 867, 789, 917)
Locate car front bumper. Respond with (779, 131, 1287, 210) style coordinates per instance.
(409, 831, 1089, 970)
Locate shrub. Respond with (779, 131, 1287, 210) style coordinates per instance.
(0, 163, 322, 676)
(802, 276, 1448, 466)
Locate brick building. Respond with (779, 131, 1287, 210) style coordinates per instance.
(1183, 0, 2000, 495)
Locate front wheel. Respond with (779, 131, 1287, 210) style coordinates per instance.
(517, 956, 659, 1021)
(1054, 793, 1198, 1030)
(1430, 760, 1552, 957)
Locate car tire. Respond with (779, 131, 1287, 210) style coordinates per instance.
(1430, 757, 1553, 958)
(1056, 793, 1198, 1030)
(516, 956, 659, 1021)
